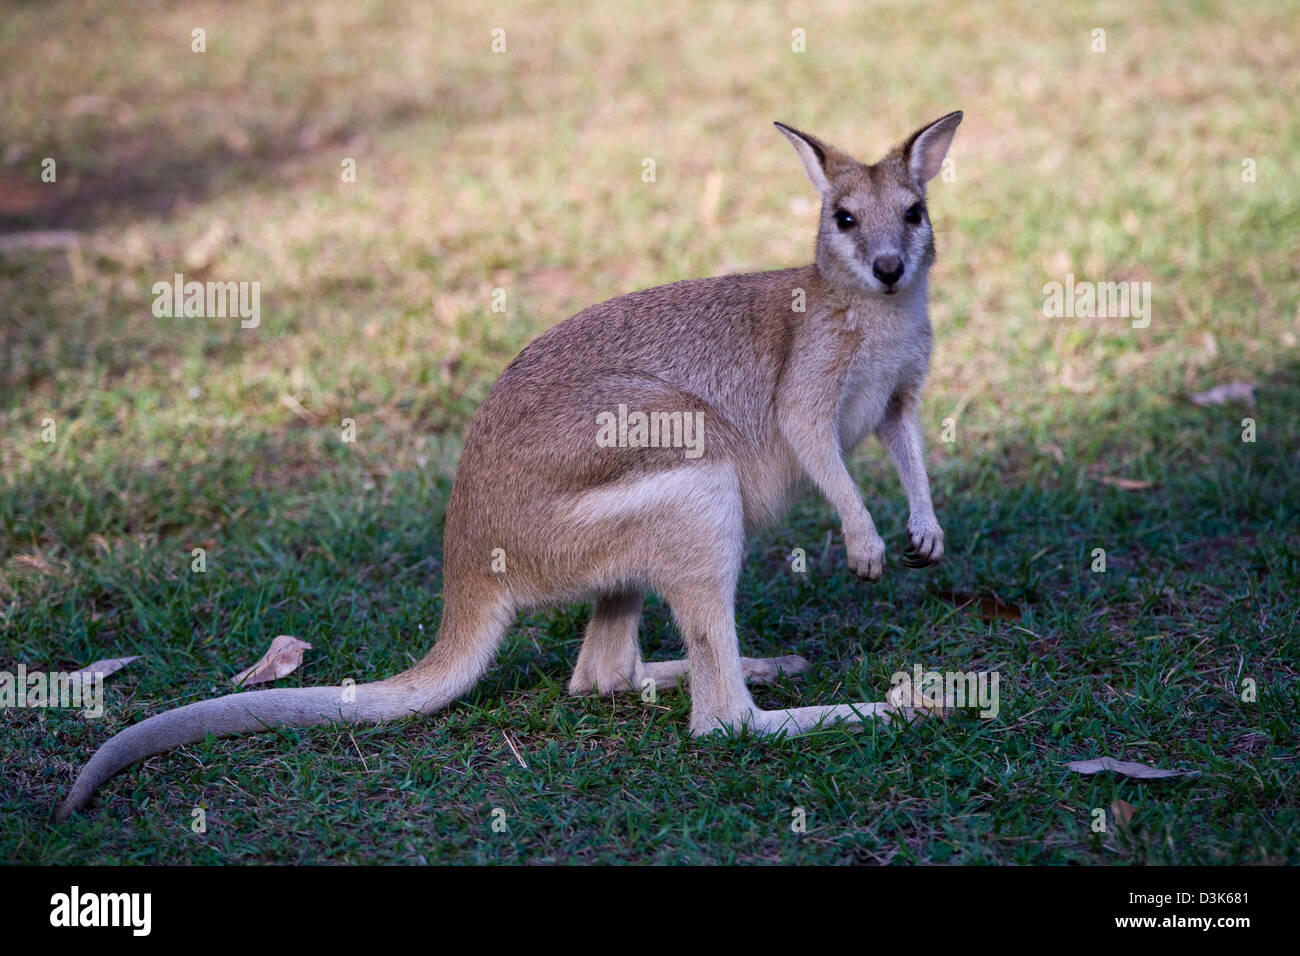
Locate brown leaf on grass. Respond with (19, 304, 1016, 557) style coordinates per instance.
(6, 553, 60, 577)
(183, 219, 232, 272)
(231, 636, 312, 687)
(1188, 381, 1255, 407)
(1098, 475, 1155, 490)
(1067, 756, 1192, 779)
(279, 393, 321, 425)
(1111, 798, 1137, 831)
(1085, 465, 1156, 490)
(937, 590, 1022, 621)
(67, 656, 139, 684)
(884, 681, 947, 722)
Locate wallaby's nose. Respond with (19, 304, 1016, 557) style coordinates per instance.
(872, 255, 905, 286)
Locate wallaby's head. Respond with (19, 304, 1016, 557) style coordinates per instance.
(775, 111, 962, 297)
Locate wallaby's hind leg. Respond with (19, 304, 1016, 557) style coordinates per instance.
(738, 655, 812, 684)
(664, 581, 759, 734)
(652, 471, 887, 737)
(754, 700, 893, 735)
(648, 468, 761, 733)
(567, 586, 811, 697)
(562, 463, 759, 729)
(670, 596, 889, 735)
(568, 589, 646, 696)
(661, 576, 875, 736)
(561, 462, 883, 735)
(640, 655, 812, 691)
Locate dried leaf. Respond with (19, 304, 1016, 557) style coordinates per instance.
(279, 393, 320, 425)
(183, 219, 231, 271)
(232, 636, 312, 687)
(1111, 798, 1137, 831)
(937, 590, 1022, 622)
(885, 681, 946, 721)
(1188, 381, 1255, 407)
(1067, 756, 1192, 779)
(1039, 441, 1065, 464)
(1085, 464, 1156, 490)
(67, 656, 139, 684)
(1097, 475, 1155, 490)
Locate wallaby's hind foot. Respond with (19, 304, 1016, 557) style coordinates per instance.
(566, 589, 646, 696)
(737, 654, 811, 685)
(566, 581, 812, 697)
(675, 653, 812, 690)
(754, 701, 892, 736)
(571, 653, 811, 696)
(665, 653, 813, 691)
(691, 700, 893, 739)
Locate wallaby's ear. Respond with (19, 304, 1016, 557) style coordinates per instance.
(902, 110, 962, 185)
(774, 122, 840, 196)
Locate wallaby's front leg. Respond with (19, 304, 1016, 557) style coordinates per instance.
(877, 395, 944, 567)
(816, 440, 886, 581)
(781, 417, 886, 581)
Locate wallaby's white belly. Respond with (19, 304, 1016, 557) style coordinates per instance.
(836, 344, 905, 451)
(836, 300, 930, 451)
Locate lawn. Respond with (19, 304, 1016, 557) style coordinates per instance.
(1, 0, 1297, 864)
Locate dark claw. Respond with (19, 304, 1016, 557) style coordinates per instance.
(902, 546, 936, 569)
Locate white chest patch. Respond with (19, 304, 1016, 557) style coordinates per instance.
(834, 304, 928, 451)
(836, 345, 901, 450)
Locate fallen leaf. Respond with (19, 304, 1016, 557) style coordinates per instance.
(7, 553, 59, 576)
(183, 219, 231, 271)
(67, 656, 139, 684)
(1085, 464, 1157, 490)
(1097, 475, 1155, 490)
(937, 590, 1022, 622)
(232, 636, 312, 687)
(1188, 381, 1255, 407)
(1111, 798, 1137, 832)
(1067, 756, 1192, 778)
(279, 393, 320, 425)
(1039, 441, 1065, 464)
(885, 681, 947, 721)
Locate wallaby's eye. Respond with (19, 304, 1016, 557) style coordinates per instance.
(904, 202, 924, 225)
(833, 209, 856, 230)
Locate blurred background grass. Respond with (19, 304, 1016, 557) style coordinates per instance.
(1, 0, 1297, 864)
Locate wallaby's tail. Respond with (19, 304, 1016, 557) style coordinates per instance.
(57, 600, 508, 820)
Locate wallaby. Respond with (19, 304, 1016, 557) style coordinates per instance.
(57, 111, 962, 818)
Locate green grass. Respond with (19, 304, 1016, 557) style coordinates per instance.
(2, 0, 1298, 864)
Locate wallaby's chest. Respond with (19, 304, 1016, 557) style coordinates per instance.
(835, 313, 928, 450)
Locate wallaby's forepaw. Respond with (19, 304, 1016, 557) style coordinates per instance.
(902, 520, 944, 568)
(846, 532, 886, 582)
